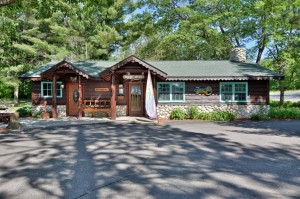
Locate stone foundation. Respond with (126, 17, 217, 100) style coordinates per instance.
(116, 105, 127, 116)
(32, 105, 66, 118)
(157, 104, 270, 119)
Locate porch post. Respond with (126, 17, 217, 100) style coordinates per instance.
(111, 72, 117, 120)
(52, 75, 57, 118)
(78, 75, 83, 118)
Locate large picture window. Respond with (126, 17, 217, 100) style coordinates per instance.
(220, 82, 248, 102)
(41, 82, 63, 98)
(157, 82, 185, 102)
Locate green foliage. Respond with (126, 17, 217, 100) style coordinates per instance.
(270, 100, 300, 108)
(186, 105, 199, 119)
(170, 108, 186, 120)
(34, 112, 42, 119)
(270, 108, 300, 119)
(16, 105, 32, 117)
(198, 111, 236, 121)
(209, 111, 236, 121)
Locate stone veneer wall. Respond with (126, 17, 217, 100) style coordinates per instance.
(32, 105, 67, 117)
(157, 104, 270, 119)
(116, 105, 127, 116)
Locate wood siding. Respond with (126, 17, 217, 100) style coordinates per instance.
(157, 80, 269, 105)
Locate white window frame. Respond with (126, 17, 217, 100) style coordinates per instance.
(157, 82, 185, 102)
(219, 82, 248, 102)
(41, 81, 63, 98)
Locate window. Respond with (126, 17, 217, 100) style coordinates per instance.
(41, 82, 62, 98)
(220, 82, 248, 102)
(157, 82, 185, 102)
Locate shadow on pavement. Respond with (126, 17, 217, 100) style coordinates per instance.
(0, 122, 299, 198)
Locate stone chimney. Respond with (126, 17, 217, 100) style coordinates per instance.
(229, 47, 246, 62)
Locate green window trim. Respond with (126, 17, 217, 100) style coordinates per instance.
(219, 82, 248, 102)
(157, 82, 185, 102)
(41, 81, 63, 98)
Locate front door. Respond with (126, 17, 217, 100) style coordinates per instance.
(67, 83, 81, 116)
(129, 82, 144, 116)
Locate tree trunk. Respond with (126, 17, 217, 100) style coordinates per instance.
(13, 85, 19, 106)
(279, 80, 285, 107)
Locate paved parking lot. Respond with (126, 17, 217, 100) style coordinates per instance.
(0, 120, 299, 199)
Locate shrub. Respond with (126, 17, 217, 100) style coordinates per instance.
(250, 106, 270, 121)
(186, 105, 199, 119)
(283, 101, 294, 108)
(16, 105, 32, 117)
(270, 100, 300, 108)
(210, 111, 236, 121)
(270, 100, 280, 107)
(198, 112, 211, 120)
(198, 111, 236, 121)
(250, 113, 270, 120)
(34, 111, 42, 119)
(170, 108, 185, 120)
(270, 108, 300, 119)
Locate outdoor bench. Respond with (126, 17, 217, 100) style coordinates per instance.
(82, 99, 111, 117)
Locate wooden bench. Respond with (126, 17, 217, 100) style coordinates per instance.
(82, 99, 111, 117)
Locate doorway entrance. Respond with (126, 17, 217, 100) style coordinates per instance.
(67, 83, 82, 116)
(128, 82, 144, 116)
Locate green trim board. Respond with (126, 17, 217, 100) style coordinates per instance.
(157, 82, 185, 102)
(41, 81, 63, 98)
(219, 82, 248, 102)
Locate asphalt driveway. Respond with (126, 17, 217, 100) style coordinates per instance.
(0, 120, 299, 199)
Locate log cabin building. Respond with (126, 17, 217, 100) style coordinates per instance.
(20, 48, 283, 119)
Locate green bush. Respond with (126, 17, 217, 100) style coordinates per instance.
(270, 108, 300, 119)
(170, 108, 185, 120)
(210, 111, 236, 121)
(270, 100, 280, 107)
(34, 112, 42, 119)
(16, 105, 32, 117)
(198, 111, 236, 121)
(251, 113, 270, 120)
(250, 107, 270, 121)
(270, 100, 300, 108)
(186, 105, 199, 119)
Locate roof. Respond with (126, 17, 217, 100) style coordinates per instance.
(20, 56, 284, 81)
(147, 60, 283, 80)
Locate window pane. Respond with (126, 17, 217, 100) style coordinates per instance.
(221, 84, 232, 92)
(234, 93, 246, 101)
(172, 83, 184, 101)
(235, 84, 246, 92)
(221, 93, 232, 101)
(158, 83, 170, 101)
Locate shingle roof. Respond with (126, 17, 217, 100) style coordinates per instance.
(147, 60, 283, 80)
(20, 57, 283, 80)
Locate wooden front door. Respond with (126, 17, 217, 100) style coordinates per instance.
(67, 83, 81, 116)
(128, 82, 144, 116)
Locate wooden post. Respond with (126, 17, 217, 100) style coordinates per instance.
(111, 73, 117, 120)
(52, 75, 57, 118)
(78, 75, 83, 118)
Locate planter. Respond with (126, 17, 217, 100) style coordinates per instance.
(42, 112, 50, 120)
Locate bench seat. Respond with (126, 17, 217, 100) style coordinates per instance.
(83, 100, 111, 116)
